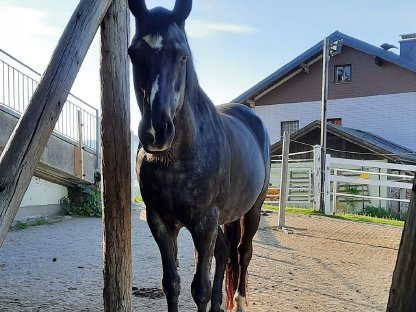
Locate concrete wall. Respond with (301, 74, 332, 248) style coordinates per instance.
(15, 176, 68, 220)
(0, 105, 98, 220)
(253, 92, 416, 150)
(0, 106, 97, 184)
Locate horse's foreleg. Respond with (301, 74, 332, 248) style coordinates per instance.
(147, 210, 180, 312)
(210, 226, 230, 312)
(235, 205, 261, 312)
(189, 210, 218, 312)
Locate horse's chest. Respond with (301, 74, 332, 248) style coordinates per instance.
(138, 159, 222, 211)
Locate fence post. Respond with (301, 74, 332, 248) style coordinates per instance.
(100, 0, 132, 311)
(332, 169, 337, 214)
(313, 145, 322, 211)
(278, 131, 290, 229)
(95, 108, 101, 170)
(387, 174, 416, 310)
(74, 110, 84, 178)
(324, 153, 331, 215)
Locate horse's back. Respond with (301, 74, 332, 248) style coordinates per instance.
(217, 103, 270, 162)
(215, 103, 270, 223)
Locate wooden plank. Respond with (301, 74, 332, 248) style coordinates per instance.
(0, 0, 112, 246)
(77, 110, 84, 178)
(74, 146, 83, 178)
(387, 175, 416, 311)
(100, 0, 132, 311)
(330, 157, 416, 172)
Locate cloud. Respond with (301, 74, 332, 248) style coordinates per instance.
(186, 20, 258, 39)
(0, 4, 61, 70)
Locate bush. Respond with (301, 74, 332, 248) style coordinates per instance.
(344, 184, 361, 211)
(359, 205, 406, 221)
(61, 184, 102, 217)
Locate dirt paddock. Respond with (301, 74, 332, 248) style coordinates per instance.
(0, 207, 401, 311)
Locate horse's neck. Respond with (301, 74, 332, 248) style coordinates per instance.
(174, 85, 221, 152)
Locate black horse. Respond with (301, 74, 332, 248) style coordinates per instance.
(128, 1, 270, 311)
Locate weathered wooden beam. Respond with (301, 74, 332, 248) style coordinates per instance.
(100, 0, 132, 311)
(0, 0, 112, 246)
(387, 175, 416, 311)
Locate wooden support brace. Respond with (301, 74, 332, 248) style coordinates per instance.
(0, 0, 112, 246)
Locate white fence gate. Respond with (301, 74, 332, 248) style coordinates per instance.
(271, 145, 415, 216)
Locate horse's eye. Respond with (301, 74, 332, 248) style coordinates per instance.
(178, 54, 188, 64)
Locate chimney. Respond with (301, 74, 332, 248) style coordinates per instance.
(399, 33, 416, 63)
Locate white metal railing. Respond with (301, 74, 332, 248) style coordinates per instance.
(0, 49, 99, 152)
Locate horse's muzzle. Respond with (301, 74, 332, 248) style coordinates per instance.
(139, 120, 175, 154)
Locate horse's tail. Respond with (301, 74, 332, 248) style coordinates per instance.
(224, 220, 241, 311)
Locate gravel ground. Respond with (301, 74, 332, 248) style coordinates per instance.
(0, 207, 401, 312)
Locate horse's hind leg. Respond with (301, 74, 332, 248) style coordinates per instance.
(210, 226, 230, 312)
(146, 209, 180, 312)
(235, 202, 262, 312)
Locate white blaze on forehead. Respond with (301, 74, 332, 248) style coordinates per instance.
(148, 75, 160, 140)
(150, 75, 160, 106)
(143, 34, 163, 49)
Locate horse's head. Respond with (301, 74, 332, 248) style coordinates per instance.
(128, 0, 192, 154)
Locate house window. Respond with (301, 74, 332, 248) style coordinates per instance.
(328, 118, 342, 126)
(334, 64, 351, 83)
(281, 120, 299, 137)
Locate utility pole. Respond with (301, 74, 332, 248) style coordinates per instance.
(320, 37, 330, 212)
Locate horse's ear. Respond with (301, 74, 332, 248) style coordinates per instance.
(129, 0, 148, 20)
(173, 0, 192, 23)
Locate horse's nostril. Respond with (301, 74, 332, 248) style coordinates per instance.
(143, 131, 155, 144)
(165, 121, 173, 136)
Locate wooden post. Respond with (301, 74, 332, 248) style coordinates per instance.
(324, 154, 331, 215)
(0, 0, 112, 246)
(278, 131, 290, 229)
(332, 169, 337, 214)
(100, 0, 132, 311)
(387, 174, 416, 311)
(74, 110, 84, 178)
(313, 145, 322, 211)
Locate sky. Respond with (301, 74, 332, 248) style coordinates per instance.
(0, 0, 415, 133)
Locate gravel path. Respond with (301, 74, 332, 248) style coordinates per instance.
(0, 208, 401, 311)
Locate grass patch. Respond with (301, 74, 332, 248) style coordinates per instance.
(328, 214, 404, 227)
(34, 217, 47, 226)
(15, 221, 29, 230)
(134, 195, 144, 204)
(262, 204, 404, 227)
